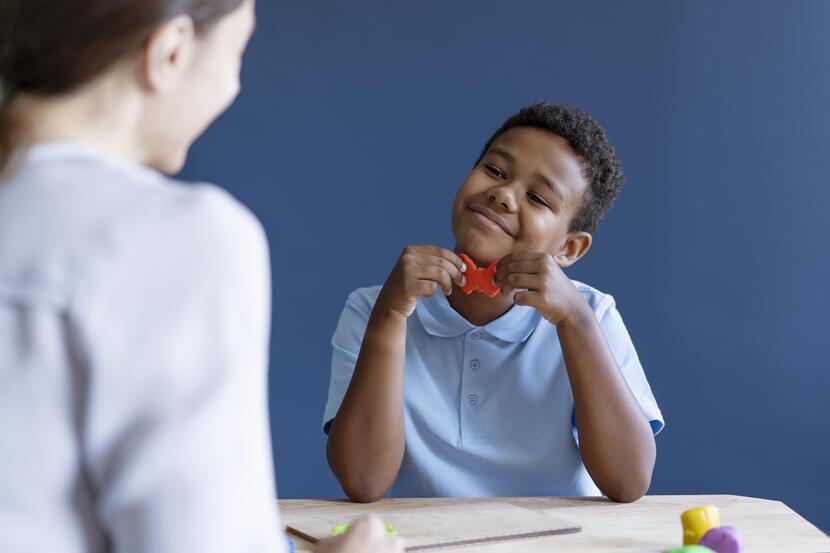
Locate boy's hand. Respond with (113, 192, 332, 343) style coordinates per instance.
(495, 251, 588, 326)
(377, 245, 466, 318)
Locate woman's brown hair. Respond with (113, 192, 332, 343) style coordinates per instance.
(0, 0, 245, 171)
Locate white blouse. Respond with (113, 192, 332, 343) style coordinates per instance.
(0, 143, 285, 553)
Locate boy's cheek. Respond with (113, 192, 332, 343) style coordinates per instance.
(450, 195, 473, 231)
(451, 185, 487, 226)
(456, 173, 490, 197)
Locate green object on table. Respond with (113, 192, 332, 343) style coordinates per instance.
(664, 546, 716, 553)
(331, 524, 351, 536)
(330, 523, 397, 537)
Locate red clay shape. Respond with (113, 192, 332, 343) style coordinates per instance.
(459, 253, 500, 298)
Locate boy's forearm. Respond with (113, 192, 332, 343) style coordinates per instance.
(557, 307, 656, 503)
(327, 306, 408, 502)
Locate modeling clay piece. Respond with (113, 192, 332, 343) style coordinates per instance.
(459, 253, 500, 298)
(331, 524, 350, 537)
(663, 546, 717, 553)
(699, 526, 743, 553)
(681, 506, 721, 545)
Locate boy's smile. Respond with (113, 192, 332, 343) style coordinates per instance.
(468, 205, 515, 237)
(451, 126, 590, 266)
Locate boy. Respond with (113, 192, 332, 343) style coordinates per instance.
(323, 102, 663, 503)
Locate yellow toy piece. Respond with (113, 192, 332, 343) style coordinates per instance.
(681, 505, 721, 545)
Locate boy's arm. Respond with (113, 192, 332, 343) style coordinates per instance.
(557, 307, 656, 502)
(326, 305, 407, 503)
(326, 246, 465, 503)
(496, 252, 656, 503)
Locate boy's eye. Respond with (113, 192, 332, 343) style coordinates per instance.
(528, 192, 548, 206)
(484, 164, 505, 179)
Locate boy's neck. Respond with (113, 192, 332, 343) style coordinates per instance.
(447, 283, 515, 327)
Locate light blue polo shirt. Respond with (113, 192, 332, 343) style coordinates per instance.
(323, 281, 664, 498)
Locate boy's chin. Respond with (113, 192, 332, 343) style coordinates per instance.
(454, 241, 509, 266)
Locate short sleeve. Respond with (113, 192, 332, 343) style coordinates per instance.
(594, 297, 664, 435)
(322, 287, 377, 435)
(72, 186, 285, 553)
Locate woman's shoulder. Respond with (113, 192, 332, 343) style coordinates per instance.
(0, 146, 265, 308)
(95, 175, 267, 290)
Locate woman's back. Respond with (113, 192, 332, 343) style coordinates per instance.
(0, 142, 283, 552)
(0, 0, 403, 550)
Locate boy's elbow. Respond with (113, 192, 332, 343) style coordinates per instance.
(603, 475, 651, 503)
(342, 482, 386, 503)
(337, 469, 392, 503)
(327, 435, 396, 503)
(598, 437, 656, 503)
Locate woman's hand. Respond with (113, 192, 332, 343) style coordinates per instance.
(312, 515, 405, 553)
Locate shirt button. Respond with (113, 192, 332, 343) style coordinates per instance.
(467, 394, 479, 406)
(472, 332, 482, 340)
(469, 359, 481, 371)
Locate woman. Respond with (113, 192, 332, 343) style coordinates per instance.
(0, 1, 401, 552)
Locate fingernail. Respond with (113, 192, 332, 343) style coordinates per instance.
(461, 263, 467, 272)
(461, 276, 467, 286)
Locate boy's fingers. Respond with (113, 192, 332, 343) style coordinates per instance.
(514, 290, 543, 307)
(419, 254, 465, 285)
(404, 254, 461, 284)
(494, 260, 541, 284)
(414, 265, 454, 295)
(407, 265, 453, 296)
(412, 245, 466, 272)
(500, 274, 542, 295)
(499, 251, 543, 265)
(495, 253, 514, 274)
(495, 251, 540, 275)
(411, 279, 440, 297)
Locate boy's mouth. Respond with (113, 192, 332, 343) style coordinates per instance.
(468, 205, 515, 237)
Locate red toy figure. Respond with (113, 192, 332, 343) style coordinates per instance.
(459, 253, 500, 298)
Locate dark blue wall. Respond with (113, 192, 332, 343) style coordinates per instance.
(181, 0, 830, 532)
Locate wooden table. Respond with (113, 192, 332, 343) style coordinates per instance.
(279, 495, 830, 552)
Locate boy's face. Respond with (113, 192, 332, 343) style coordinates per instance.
(451, 127, 590, 265)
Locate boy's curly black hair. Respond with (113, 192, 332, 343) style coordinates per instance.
(476, 101, 624, 234)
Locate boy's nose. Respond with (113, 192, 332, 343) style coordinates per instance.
(488, 186, 518, 213)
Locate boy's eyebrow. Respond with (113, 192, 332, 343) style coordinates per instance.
(534, 170, 565, 202)
(487, 147, 564, 202)
(488, 147, 516, 164)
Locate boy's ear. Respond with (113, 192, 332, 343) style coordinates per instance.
(554, 231, 592, 268)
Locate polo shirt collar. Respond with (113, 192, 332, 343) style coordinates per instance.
(414, 291, 539, 343)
